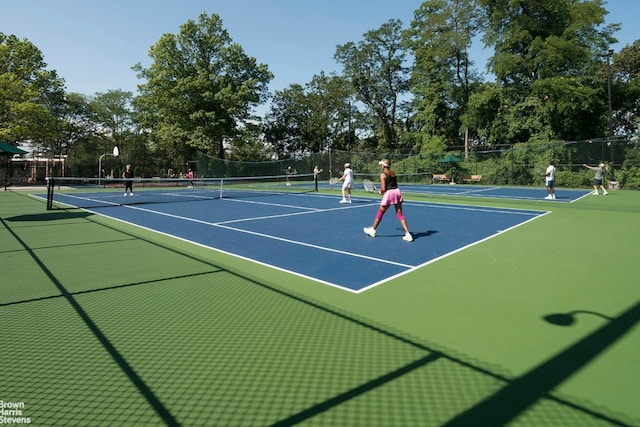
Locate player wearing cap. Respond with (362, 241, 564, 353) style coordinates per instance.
(339, 162, 353, 203)
(363, 159, 413, 242)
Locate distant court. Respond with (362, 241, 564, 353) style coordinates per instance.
(386, 182, 592, 202)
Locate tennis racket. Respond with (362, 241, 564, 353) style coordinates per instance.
(329, 177, 340, 187)
(363, 179, 377, 193)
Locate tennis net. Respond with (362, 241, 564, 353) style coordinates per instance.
(45, 174, 316, 210)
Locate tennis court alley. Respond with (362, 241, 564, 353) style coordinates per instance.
(2, 184, 639, 426)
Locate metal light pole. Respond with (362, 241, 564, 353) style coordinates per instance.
(348, 100, 352, 149)
(606, 49, 614, 179)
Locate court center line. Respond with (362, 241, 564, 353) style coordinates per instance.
(220, 195, 374, 211)
(218, 197, 323, 211)
(216, 200, 376, 225)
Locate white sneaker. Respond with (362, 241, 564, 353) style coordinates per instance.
(592, 191, 599, 195)
(552, 194, 556, 199)
(363, 227, 376, 237)
(339, 199, 347, 203)
(124, 193, 127, 196)
(403, 233, 414, 242)
(544, 195, 552, 199)
(603, 191, 609, 195)
(130, 193, 134, 196)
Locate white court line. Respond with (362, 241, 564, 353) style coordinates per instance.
(220, 197, 322, 211)
(58, 193, 121, 206)
(216, 200, 375, 225)
(456, 187, 503, 195)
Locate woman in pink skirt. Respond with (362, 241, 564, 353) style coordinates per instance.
(363, 159, 413, 242)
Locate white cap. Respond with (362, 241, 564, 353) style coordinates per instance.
(344, 163, 350, 167)
(378, 160, 390, 167)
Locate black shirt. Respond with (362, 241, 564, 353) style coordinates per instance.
(384, 172, 398, 190)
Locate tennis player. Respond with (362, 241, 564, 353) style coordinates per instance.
(187, 168, 194, 189)
(544, 161, 556, 200)
(313, 165, 323, 191)
(583, 163, 609, 195)
(122, 164, 134, 196)
(339, 163, 353, 203)
(286, 165, 293, 186)
(363, 159, 413, 242)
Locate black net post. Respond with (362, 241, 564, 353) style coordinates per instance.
(46, 177, 54, 210)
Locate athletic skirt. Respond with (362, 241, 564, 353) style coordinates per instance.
(381, 188, 403, 206)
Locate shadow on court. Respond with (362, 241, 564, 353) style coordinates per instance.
(1, 206, 637, 426)
(6, 211, 93, 222)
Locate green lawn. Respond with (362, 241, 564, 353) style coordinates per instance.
(1, 188, 638, 426)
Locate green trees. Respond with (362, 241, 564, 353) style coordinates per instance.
(472, 0, 618, 143)
(0, 33, 64, 145)
(133, 12, 272, 161)
(335, 19, 410, 150)
(406, 0, 483, 134)
(612, 41, 640, 134)
(264, 73, 354, 157)
(403, 0, 485, 154)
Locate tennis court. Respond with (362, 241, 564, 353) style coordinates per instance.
(2, 186, 639, 426)
(40, 181, 549, 292)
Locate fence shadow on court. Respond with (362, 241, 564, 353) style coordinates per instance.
(1, 204, 637, 426)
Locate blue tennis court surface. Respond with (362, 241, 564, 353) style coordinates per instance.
(45, 190, 550, 292)
(396, 182, 592, 202)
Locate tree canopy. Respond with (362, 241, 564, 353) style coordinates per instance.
(133, 12, 272, 160)
(0, 33, 65, 145)
(335, 19, 410, 150)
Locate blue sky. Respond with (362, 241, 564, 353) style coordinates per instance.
(1, 0, 638, 98)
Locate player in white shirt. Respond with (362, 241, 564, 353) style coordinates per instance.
(339, 163, 354, 203)
(545, 161, 556, 199)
